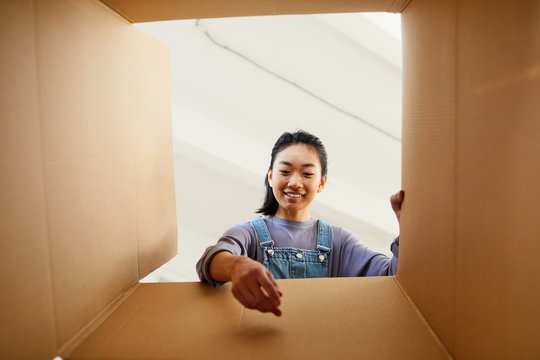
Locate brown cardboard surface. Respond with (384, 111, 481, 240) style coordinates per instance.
(100, 0, 412, 23)
(72, 278, 450, 359)
(399, 0, 457, 353)
(36, 0, 142, 347)
(44, 158, 138, 345)
(1, 0, 176, 358)
(399, 0, 540, 358)
(138, 211, 178, 278)
(455, 1, 540, 358)
(124, 20, 176, 278)
(0, 1, 57, 358)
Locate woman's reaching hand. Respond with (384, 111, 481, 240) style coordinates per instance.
(209, 251, 282, 316)
(230, 256, 282, 316)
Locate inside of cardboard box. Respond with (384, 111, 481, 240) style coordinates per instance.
(3, 0, 540, 358)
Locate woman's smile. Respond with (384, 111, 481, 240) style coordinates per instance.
(284, 191, 304, 199)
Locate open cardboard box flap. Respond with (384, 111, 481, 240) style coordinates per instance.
(2, 0, 539, 359)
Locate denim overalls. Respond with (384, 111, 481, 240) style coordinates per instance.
(250, 217, 331, 279)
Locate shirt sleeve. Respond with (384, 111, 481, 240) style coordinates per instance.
(196, 222, 260, 287)
(330, 227, 399, 277)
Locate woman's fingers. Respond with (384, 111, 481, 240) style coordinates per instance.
(260, 273, 281, 304)
(257, 273, 282, 315)
(247, 280, 281, 315)
(246, 272, 281, 315)
(266, 270, 283, 297)
(390, 189, 405, 223)
(230, 259, 282, 316)
(234, 279, 281, 316)
(390, 190, 404, 210)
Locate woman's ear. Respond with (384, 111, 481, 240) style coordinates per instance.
(267, 169, 273, 188)
(317, 175, 327, 193)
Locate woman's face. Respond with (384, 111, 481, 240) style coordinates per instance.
(268, 144, 327, 221)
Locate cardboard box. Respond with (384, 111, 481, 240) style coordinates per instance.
(1, 0, 539, 359)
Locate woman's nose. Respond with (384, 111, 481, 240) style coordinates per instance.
(288, 174, 302, 187)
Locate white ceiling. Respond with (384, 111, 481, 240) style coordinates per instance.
(135, 12, 403, 282)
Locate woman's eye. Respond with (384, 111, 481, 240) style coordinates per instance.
(279, 170, 290, 174)
(303, 173, 314, 177)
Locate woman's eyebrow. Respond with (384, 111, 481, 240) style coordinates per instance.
(278, 161, 315, 168)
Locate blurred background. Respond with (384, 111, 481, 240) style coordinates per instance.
(135, 12, 402, 282)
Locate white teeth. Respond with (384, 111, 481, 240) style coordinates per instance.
(286, 192, 303, 198)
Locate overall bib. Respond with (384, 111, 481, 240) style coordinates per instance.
(250, 217, 331, 279)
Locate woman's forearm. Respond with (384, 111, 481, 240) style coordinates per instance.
(209, 251, 245, 282)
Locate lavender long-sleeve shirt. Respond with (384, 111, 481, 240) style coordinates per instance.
(196, 216, 399, 287)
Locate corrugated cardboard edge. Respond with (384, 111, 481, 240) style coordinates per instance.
(96, 0, 134, 23)
(56, 281, 141, 359)
(387, 0, 413, 13)
(393, 276, 453, 359)
(102, 0, 415, 24)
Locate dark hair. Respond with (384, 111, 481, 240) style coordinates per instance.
(256, 130, 328, 216)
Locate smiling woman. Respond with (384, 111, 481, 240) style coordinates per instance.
(196, 130, 404, 316)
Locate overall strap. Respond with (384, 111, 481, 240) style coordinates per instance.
(250, 217, 274, 247)
(316, 220, 331, 253)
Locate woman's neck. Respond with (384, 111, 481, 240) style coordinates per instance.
(274, 208, 311, 222)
